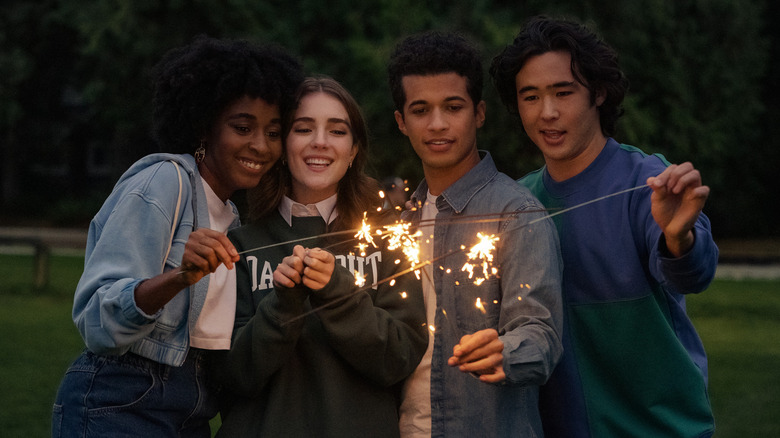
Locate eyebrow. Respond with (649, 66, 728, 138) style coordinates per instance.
(227, 113, 282, 125)
(407, 95, 468, 107)
(518, 81, 576, 94)
(293, 116, 351, 126)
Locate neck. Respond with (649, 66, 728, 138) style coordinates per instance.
(423, 149, 480, 196)
(546, 135, 608, 182)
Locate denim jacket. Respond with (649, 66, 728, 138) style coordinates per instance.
(402, 151, 563, 437)
(72, 153, 239, 367)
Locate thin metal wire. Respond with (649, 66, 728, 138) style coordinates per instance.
(279, 183, 650, 325)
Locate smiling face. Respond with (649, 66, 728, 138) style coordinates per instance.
(394, 72, 485, 195)
(286, 92, 357, 205)
(514, 50, 607, 181)
(199, 95, 283, 201)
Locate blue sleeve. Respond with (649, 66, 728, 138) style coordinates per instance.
(651, 213, 719, 294)
(72, 164, 187, 355)
(498, 204, 564, 385)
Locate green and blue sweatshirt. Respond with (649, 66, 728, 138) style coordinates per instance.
(519, 139, 717, 438)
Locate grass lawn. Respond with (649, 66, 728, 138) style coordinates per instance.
(0, 252, 778, 437)
(686, 278, 780, 436)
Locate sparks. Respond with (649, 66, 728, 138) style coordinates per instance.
(354, 212, 376, 250)
(380, 220, 423, 276)
(462, 233, 500, 285)
(354, 271, 366, 287)
(475, 297, 487, 314)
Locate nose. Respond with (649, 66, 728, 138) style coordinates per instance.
(428, 108, 448, 131)
(311, 127, 328, 148)
(249, 132, 270, 153)
(541, 96, 559, 120)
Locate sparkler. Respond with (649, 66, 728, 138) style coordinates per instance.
(237, 184, 650, 324)
(354, 212, 376, 251)
(462, 233, 500, 285)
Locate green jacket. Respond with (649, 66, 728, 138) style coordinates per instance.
(215, 213, 428, 437)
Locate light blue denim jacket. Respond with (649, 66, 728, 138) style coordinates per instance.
(402, 151, 563, 437)
(72, 153, 239, 367)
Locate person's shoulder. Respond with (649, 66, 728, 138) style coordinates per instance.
(117, 153, 194, 188)
(616, 142, 670, 166)
(517, 167, 544, 185)
(615, 142, 671, 178)
(479, 171, 545, 210)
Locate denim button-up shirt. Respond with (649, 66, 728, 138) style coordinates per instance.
(402, 151, 563, 437)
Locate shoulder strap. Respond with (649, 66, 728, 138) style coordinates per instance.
(163, 160, 183, 271)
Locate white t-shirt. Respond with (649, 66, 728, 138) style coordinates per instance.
(190, 177, 238, 350)
(399, 191, 438, 437)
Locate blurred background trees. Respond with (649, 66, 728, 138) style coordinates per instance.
(1, 0, 777, 237)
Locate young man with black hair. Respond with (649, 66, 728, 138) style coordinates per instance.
(490, 16, 718, 437)
(388, 31, 563, 438)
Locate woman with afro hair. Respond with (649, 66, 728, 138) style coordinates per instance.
(51, 36, 304, 438)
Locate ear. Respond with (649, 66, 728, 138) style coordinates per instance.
(349, 144, 359, 163)
(475, 100, 486, 129)
(394, 110, 408, 136)
(594, 88, 607, 107)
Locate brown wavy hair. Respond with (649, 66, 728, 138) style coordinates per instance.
(247, 76, 384, 238)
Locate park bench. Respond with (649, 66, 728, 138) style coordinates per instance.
(0, 227, 87, 290)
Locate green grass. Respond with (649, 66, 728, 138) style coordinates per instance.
(686, 279, 780, 436)
(0, 252, 778, 437)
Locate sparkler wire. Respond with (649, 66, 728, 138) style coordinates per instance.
(278, 183, 650, 325)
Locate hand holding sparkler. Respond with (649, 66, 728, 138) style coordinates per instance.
(177, 228, 239, 284)
(140, 228, 238, 315)
(448, 329, 506, 383)
(273, 245, 335, 291)
(647, 162, 710, 257)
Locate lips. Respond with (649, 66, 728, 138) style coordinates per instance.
(540, 130, 565, 145)
(304, 157, 333, 168)
(425, 138, 453, 151)
(238, 158, 264, 170)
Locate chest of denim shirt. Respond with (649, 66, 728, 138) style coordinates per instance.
(403, 152, 562, 438)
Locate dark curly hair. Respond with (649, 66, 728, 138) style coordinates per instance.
(489, 16, 629, 137)
(387, 31, 483, 114)
(151, 35, 304, 154)
(248, 77, 383, 235)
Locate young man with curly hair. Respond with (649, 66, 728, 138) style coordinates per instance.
(388, 31, 564, 438)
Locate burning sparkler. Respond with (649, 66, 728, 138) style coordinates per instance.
(268, 184, 649, 325)
(462, 233, 500, 285)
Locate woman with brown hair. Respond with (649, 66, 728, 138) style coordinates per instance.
(215, 77, 427, 438)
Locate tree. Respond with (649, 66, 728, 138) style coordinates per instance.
(0, 0, 776, 237)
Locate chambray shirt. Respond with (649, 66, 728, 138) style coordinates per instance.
(401, 151, 563, 437)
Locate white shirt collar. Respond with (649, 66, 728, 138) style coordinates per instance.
(279, 193, 339, 226)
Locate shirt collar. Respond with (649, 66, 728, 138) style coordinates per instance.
(410, 150, 498, 214)
(279, 193, 339, 226)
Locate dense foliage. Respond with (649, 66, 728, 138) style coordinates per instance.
(1, 0, 777, 237)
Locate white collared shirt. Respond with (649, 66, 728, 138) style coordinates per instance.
(279, 193, 339, 226)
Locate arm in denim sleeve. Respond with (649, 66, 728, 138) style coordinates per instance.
(497, 207, 564, 386)
(72, 165, 188, 355)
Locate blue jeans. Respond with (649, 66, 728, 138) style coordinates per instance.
(52, 348, 218, 438)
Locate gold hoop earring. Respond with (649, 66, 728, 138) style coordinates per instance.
(194, 141, 206, 163)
